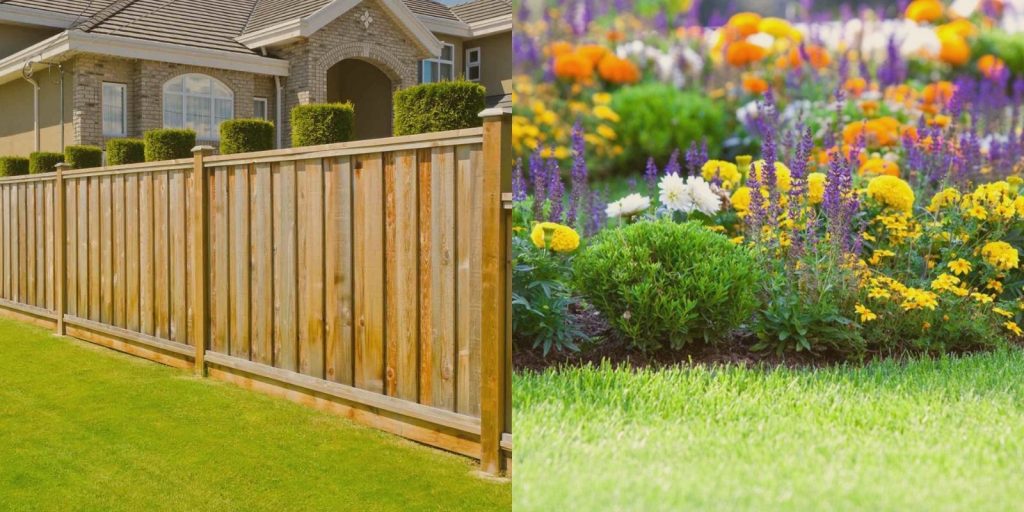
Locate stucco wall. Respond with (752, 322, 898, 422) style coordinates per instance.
(0, 62, 74, 157)
(0, 23, 59, 60)
(464, 31, 512, 100)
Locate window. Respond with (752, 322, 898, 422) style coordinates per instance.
(419, 43, 454, 83)
(103, 82, 127, 137)
(162, 74, 234, 140)
(253, 97, 268, 120)
(466, 47, 481, 82)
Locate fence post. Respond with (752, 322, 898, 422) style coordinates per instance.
(54, 162, 68, 336)
(191, 146, 214, 376)
(478, 103, 512, 475)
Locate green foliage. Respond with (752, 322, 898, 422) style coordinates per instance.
(220, 119, 275, 155)
(105, 138, 146, 166)
(609, 84, 728, 176)
(144, 129, 196, 162)
(513, 236, 584, 355)
(28, 152, 64, 174)
(752, 247, 866, 357)
(393, 81, 485, 136)
(975, 30, 1024, 74)
(64, 145, 102, 170)
(0, 157, 29, 177)
(573, 220, 762, 351)
(291, 103, 355, 147)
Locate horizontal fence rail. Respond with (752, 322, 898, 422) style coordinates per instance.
(0, 117, 512, 474)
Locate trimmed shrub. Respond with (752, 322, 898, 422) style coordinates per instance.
(573, 220, 763, 351)
(291, 103, 355, 147)
(0, 157, 29, 177)
(144, 129, 196, 162)
(220, 119, 274, 154)
(64, 145, 102, 170)
(609, 84, 728, 176)
(393, 81, 485, 136)
(29, 152, 64, 174)
(106, 138, 146, 166)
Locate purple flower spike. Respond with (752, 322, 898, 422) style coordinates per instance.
(664, 149, 682, 176)
(512, 157, 527, 202)
(644, 157, 659, 193)
(547, 160, 565, 223)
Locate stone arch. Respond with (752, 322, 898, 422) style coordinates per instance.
(312, 42, 411, 103)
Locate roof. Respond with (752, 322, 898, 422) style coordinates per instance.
(450, 0, 509, 24)
(1, 0, 510, 58)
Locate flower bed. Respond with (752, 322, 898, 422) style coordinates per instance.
(513, 0, 1024, 364)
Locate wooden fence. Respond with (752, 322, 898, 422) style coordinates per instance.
(0, 111, 512, 475)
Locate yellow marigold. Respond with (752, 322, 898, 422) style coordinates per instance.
(596, 124, 616, 140)
(905, 0, 943, 22)
(971, 292, 994, 304)
(758, 17, 799, 39)
(901, 288, 938, 311)
(938, 31, 970, 67)
(807, 172, 826, 205)
(859, 157, 900, 177)
(928, 187, 960, 212)
(530, 222, 580, 253)
(592, 92, 612, 105)
(1005, 321, 1023, 336)
(868, 287, 891, 300)
(987, 279, 1004, 293)
(866, 175, 915, 212)
(993, 307, 1013, 318)
(730, 186, 752, 215)
(967, 205, 988, 220)
(947, 258, 972, 275)
(726, 12, 762, 38)
(593, 105, 620, 122)
(855, 304, 877, 322)
(982, 241, 1020, 271)
(750, 160, 792, 191)
(930, 273, 962, 293)
(702, 160, 742, 189)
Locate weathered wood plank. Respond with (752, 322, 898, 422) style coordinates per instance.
(385, 150, 419, 401)
(230, 165, 250, 359)
(88, 178, 100, 321)
(353, 153, 385, 394)
(45, 180, 54, 311)
(429, 146, 456, 410)
(112, 175, 125, 328)
(26, 182, 36, 307)
(272, 161, 297, 371)
(2, 185, 9, 301)
(250, 162, 273, 366)
(170, 170, 188, 345)
(77, 179, 88, 319)
(138, 173, 154, 335)
(100, 176, 113, 323)
(153, 171, 169, 339)
(211, 166, 229, 354)
(297, 159, 324, 378)
(65, 179, 77, 317)
(456, 144, 483, 417)
(324, 156, 353, 385)
(125, 174, 139, 331)
(417, 149, 432, 405)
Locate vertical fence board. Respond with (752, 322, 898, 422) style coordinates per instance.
(272, 161, 297, 371)
(26, 183, 35, 306)
(112, 176, 125, 328)
(101, 176, 113, 323)
(297, 159, 324, 378)
(456, 145, 483, 416)
(386, 150, 419, 401)
(429, 147, 456, 410)
(170, 170, 188, 345)
(65, 180, 76, 316)
(230, 165, 251, 359)
(250, 163, 273, 366)
(139, 174, 154, 335)
(211, 167, 229, 354)
(353, 154, 385, 394)
(153, 172, 170, 339)
(324, 156, 353, 385)
(2, 185, 8, 300)
(77, 180, 88, 319)
(126, 175, 139, 331)
(88, 179, 100, 321)
(45, 181, 54, 310)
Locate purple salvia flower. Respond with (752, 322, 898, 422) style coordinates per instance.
(587, 188, 606, 236)
(644, 157, 658, 193)
(546, 160, 565, 222)
(512, 157, 527, 202)
(664, 149, 681, 177)
(627, 177, 637, 191)
(685, 142, 700, 174)
(698, 138, 709, 168)
(529, 146, 547, 219)
(565, 121, 589, 227)
(747, 161, 765, 237)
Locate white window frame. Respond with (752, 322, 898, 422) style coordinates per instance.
(102, 82, 127, 137)
(420, 42, 455, 83)
(465, 47, 481, 82)
(162, 73, 234, 141)
(253, 97, 268, 120)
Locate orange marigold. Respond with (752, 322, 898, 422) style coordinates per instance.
(553, 52, 593, 82)
(922, 81, 955, 105)
(938, 32, 970, 66)
(778, 45, 830, 69)
(725, 40, 767, 67)
(726, 12, 762, 39)
(905, 0, 943, 22)
(859, 158, 901, 177)
(742, 74, 769, 94)
(844, 77, 868, 96)
(978, 54, 1006, 78)
(597, 54, 641, 84)
(577, 44, 609, 66)
(843, 117, 902, 148)
(547, 41, 574, 58)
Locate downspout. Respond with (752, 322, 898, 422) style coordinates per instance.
(21, 63, 40, 153)
(57, 64, 64, 152)
(261, 47, 284, 149)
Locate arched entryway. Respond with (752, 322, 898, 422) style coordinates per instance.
(326, 59, 393, 140)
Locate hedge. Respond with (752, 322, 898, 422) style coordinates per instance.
(106, 138, 146, 166)
(64, 145, 103, 170)
(393, 81, 485, 136)
(220, 119, 274, 154)
(144, 129, 196, 162)
(29, 152, 64, 174)
(291, 103, 355, 147)
(0, 157, 29, 177)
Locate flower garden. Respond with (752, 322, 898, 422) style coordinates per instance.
(513, 0, 1024, 509)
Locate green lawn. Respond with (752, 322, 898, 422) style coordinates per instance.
(0, 318, 510, 512)
(514, 353, 1024, 511)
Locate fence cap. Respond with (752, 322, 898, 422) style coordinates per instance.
(191, 145, 216, 154)
(54, 162, 71, 169)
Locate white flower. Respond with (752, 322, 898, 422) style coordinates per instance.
(606, 193, 651, 219)
(658, 173, 691, 212)
(747, 32, 775, 50)
(686, 176, 721, 216)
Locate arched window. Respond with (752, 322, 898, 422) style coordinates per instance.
(163, 74, 234, 140)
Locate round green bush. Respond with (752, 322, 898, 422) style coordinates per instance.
(144, 129, 196, 162)
(393, 81, 485, 136)
(64, 145, 102, 170)
(29, 152, 64, 174)
(609, 84, 728, 176)
(106, 138, 145, 166)
(0, 156, 29, 176)
(291, 103, 355, 147)
(220, 119, 274, 154)
(573, 220, 762, 351)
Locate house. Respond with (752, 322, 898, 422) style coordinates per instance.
(0, 0, 512, 156)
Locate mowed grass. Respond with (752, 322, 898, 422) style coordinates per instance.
(514, 353, 1024, 511)
(0, 318, 510, 512)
